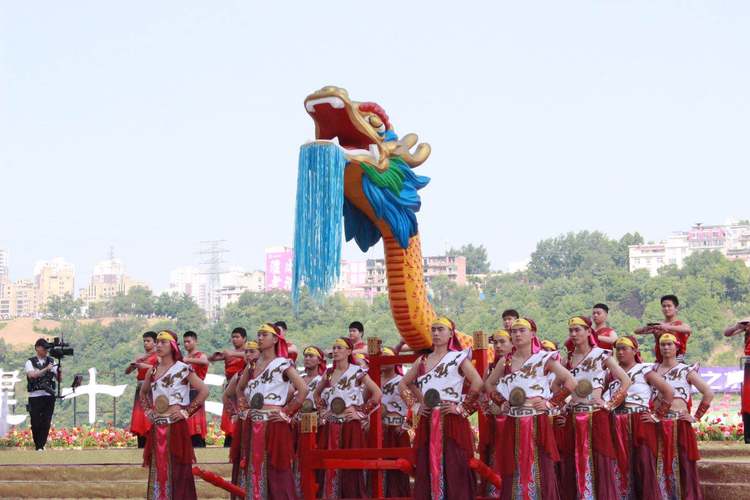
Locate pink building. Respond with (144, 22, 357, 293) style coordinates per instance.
(265, 246, 293, 291)
(337, 260, 369, 298)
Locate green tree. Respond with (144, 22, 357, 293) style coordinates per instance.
(44, 293, 83, 319)
(528, 231, 622, 281)
(109, 286, 155, 316)
(448, 244, 491, 274)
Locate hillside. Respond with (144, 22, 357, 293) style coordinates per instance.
(0, 317, 168, 347)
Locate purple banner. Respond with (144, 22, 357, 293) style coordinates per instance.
(694, 366, 746, 393)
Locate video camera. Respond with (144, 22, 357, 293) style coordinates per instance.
(41, 337, 74, 359)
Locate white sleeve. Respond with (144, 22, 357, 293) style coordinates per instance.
(24, 360, 34, 374)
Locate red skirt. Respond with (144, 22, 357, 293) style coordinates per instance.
(611, 412, 660, 499)
(413, 412, 476, 500)
(221, 404, 235, 437)
(658, 419, 702, 500)
(129, 383, 152, 436)
(142, 419, 196, 500)
(743, 360, 750, 413)
(230, 417, 247, 500)
(557, 410, 619, 500)
(495, 414, 559, 500)
(479, 414, 502, 497)
(240, 419, 296, 500)
(187, 406, 207, 438)
(317, 420, 368, 499)
(383, 424, 411, 498)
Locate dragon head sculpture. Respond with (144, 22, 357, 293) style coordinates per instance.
(303, 86, 432, 253)
(304, 86, 431, 172)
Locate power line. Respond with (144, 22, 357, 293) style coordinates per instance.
(197, 240, 228, 321)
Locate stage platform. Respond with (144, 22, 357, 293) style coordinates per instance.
(0, 443, 746, 499)
(0, 447, 231, 499)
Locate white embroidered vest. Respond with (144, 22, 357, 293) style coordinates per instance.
(658, 362, 695, 402)
(151, 361, 191, 407)
(605, 363, 654, 407)
(381, 374, 407, 416)
(416, 350, 470, 404)
(305, 374, 322, 401)
(324, 364, 366, 410)
(245, 357, 293, 406)
(569, 347, 609, 390)
(497, 350, 557, 400)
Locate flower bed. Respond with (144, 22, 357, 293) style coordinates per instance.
(0, 422, 226, 449)
(695, 417, 745, 441)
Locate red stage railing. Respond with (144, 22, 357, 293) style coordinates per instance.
(299, 332, 497, 500)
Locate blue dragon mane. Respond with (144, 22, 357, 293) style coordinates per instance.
(343, 155, 430, 251)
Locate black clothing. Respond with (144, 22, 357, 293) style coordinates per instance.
(28, 395, 55, 450)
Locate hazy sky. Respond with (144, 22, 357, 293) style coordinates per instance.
(2, 1, 749, 291)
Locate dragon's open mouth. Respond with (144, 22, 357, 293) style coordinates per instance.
(304, 87, 382, 164)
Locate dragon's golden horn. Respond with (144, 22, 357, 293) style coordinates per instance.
(400, 133, 419, 150)
(400, 142, 431, 168)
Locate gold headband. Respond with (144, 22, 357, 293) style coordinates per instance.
(615, 338, 635, 349)
(432, 317, 453, 329)
(568, 317, 588, 328)
(304, 347, 322, 357)
(382, 347, 395, 356)
(541, 340, 556, 350)
(156, 331, 174, 342)
(511, 318, 532, 330)
(659, 333, 677, 344)
(333, 338, 350, 349)
(354, 353, 367, 360)
(258, 324, 277, 335)
(245, 340, 259, 350)
(492, 330, 510, 340)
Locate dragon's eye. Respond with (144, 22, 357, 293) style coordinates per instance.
(368, 115, 383, 128)
(368, 115, 386, 134)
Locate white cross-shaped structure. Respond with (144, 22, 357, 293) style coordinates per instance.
(0, 369, 27, 434)
(62, 367, 128, 424)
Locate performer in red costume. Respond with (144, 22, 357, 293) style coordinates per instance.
(274, 321, 299, 363)
(236, 323, 308, 500)
(225, 339, 260, 500)
(139, 330, 209, 500)
(125, 331, 159, 448)
(480, 329, 514, 498)
(654, 333, 713, 499)
(724, 319, 750, 443)
(635, 294, 692, 362)
(292, 346, 327, 497)
(398, 317, 483, 500)
(210, 327, 247, 448)
(591, 303, 618, 349)
(556, 316, 631, 500)
(564, 303, 618, 353)
(182, 331, 209, 447)
(348, 321, 367, 357)
(605, 335, 673, 499)
(488, 319, 576, 500)
(313, 337, 382, 499)
(380, 346, 411, 498)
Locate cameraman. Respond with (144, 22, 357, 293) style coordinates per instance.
(25, 338, 59, 451)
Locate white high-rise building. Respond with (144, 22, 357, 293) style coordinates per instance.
(167, 266, 209, 311)
(34, 257, 75, 308)
(79, 257, 148, 306)
(216, 268, 265, 309)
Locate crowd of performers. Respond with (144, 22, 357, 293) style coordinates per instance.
(126, 293, 750, 500)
